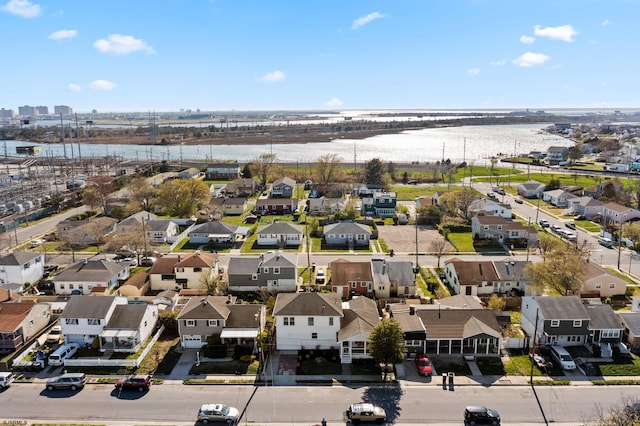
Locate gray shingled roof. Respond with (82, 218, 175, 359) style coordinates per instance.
(324, 222, 371, 235)
(52, 260, 127, 283)
(257, 222, 303, 235)
(190, 221, 238, 235)
(104, 304, 148, 329)
(0, 252, 42, 266)
(618, 312, 640, 335)
(59, 295, 119, 319)
(273, 292, 343, 317)
(228, 253, 297, 274)
(534, 296, 590, 320)
(585, 304, 624, 330)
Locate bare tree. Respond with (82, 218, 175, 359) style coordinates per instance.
(429, 239, 452, 268)
(581, 394, 639, 426)
(440, 189, 480, 223)
(313, 154, 344, 185)
(524, 247, 585, 295)
(250, 153, 277, 188)
(200, 271, 228, 296)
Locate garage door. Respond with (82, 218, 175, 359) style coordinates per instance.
(182, 335, 202, 348)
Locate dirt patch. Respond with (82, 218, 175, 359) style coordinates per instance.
(377, 224, 444, 254)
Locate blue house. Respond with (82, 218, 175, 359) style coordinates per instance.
(362, 192, 397, 217)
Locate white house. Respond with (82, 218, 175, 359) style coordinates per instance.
(99, 303, 158, 352)
(542, 189, 577, 207)
(52, 259, 129, 295)
(59, 295, 129, 346)
(468, 198, 512, 219)
(256, 222, 304, 246)
(517, 180, 545, 199)
(272, 292, 344, 350)
(0, 252, 44, 286)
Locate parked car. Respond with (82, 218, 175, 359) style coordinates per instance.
(549, 345, 576, 370)
(414, 353, 433, 376)
(574, 214, 586, 221)
(139, 257, 156, 267)
(551, 224, 561, 234)
(598, 237, 614, 248)
(0, 372, 14, 389)
(46, 325, 63, 344)
(197, 403, 240, 424)
(487, 192, 496, 199)
(115, 374, 152, 392)
(464, 405, 501, 425)
(315, 268, 326, 284)
(565, 221, 576, 230)
(46, 373, 87, 391)
(514, 198, 523, 204)
(30, 239, 45, 248)
(539, 219, 550, 228)
(346, 402, 386, 424)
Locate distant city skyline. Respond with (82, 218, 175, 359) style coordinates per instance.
(2, 0, 639, 112)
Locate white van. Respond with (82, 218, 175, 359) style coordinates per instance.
(550, 345, 576, 370)
(0, 371, 14, 389)
(48, 343, 79, 366)
(598, 237, 614, 248)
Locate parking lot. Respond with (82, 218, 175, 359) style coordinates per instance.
(376, 223, 445, 254)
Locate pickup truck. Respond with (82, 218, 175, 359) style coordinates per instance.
(114, 374, 152, 391)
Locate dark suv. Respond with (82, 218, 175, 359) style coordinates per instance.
(115, 374, 153, 392)
(464, 406, 500, 425)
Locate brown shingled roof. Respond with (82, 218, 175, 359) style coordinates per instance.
(0, 303, 34, 332)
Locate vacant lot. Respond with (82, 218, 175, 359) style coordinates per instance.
(377, 224, 444, 254)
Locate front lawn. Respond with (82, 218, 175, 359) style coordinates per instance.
(476, 357, 505, 376)
(596, 354, 640, 376)
(503, 354, 544, 376)
(446, 232, 475, 252)
(189, 360, 260, 375)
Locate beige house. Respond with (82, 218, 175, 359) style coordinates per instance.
(148, 253, 219, 292)
(57, 217, 118, 246)
(118, 272, 150, 297)
(52, 259, 129, 295)
(581, 262, 628, 297)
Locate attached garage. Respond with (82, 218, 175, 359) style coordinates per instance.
(181, 335, 203, 349)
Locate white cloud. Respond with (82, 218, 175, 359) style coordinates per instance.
(324, 97, 343, 107)
(467, 68, 480, 76)
(49, 29, 77, 40)
(490, 59, 507, 66)
(89, 80, 116, 90)
(259, 70, 285, 83)
(512, 52, 550, 67)
(520, 35, 535, 44)
(601, 19, 612, 26)
(352, 12, 385, 29)
(533, 24, 577, 42)
(2, 0, 41, 18)
(93, 34, 154, 55)
(67, 83, 81, 92)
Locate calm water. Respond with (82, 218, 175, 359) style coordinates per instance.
(1, 124, 572, 164)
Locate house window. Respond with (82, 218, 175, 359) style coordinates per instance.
(609, 283, 615, 289)
(573, 320, 582, 327)
(161, 274, 175, 280)
(601, 329, 620, 338)
(263, 267, 269, 274)
(208, 320, 219, 327)
(144, 321, 147, 327)
(351, 283, 356, 288)
(194, 267, 202, 272)
(283, 317, 295, 326)
(595, 284, 601, 289)
(550, 320, 560, 327)
(29, 320, 34, 327)
(65, 318, 79, 325)
(185, 320, 196, 327)
(176, 267, 184, 272)
(329, 318, 334, 326)
(308, 317, 314, 326)
(251, 274, 258, 280)
(87, 319, 101, 325)
(274, 267, 280, 274)
(311, 333, 318, 339)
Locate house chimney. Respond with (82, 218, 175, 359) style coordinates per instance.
(409, 306, 415, 315)
(201, 298, 207, 306)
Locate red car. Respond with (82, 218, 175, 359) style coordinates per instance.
(414, 353, 433, 376)
(114, 374, 152, 392)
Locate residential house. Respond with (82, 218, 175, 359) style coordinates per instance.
(205, 162, 241, 180)
(0, 252, 44, 286)
(389, 295, 502, 356)
(517, 180, 545, 199)
(256, 222, 304, 247)
(99, 303, 158, 352)
(444, 259, 498, 296)
(371, 258, 416, 299)
(361, 192, 397, 217)
(178, 167, 201, 179)
(338, 296, 380, 364)
(468, 198, 513, 219)
(57, 217, 118, 246)
(521, 296, 590, 347)
(118, 272, 150, 297)
(323, 222, 372, 247)
(144, 219, 180, 244)
(581, 262, 627, 297)
(176, 295, 265, 350)
(115, 211, 158, 234)
(227, 252, 298, 293)
(208, 197, 247, 216)
(222, 178, 257, 198)
(0, 302, 51, 352)
(59, 295, 129, 345)
(618, 298, 640, 352)
(492, 259, 531, 296)
(583, 181, 625, 199)
(52, 259, 129, 295)
(329, 258, 373, 298)
(601, 202, 640, 226)
(432, 191, 451, 206)
(585, 304, 624, 357)
(255, 198, 299, 215)
(272, 292, 343, 351)
(270, 177, 296, 198)
(542, 189, 577, 207)
(308, 196, 348, 215)
(566, 197, 603, 219)
(546, 146, 569, 164)
(148, 252, 219, 292)
(188, 221, 238, 245)
(471, 216, 538, 245)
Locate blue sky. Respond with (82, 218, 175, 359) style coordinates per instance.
(1, 0, 638, 112)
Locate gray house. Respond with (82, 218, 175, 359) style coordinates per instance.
(521, 296, 590, 347)
(227, 252, 298, 293)
(188, 221, 238, 245)
(271, 177, 296, 198)
(323, 222, 371, 246)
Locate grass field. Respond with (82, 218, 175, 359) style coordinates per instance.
(446, 232, 475, 252)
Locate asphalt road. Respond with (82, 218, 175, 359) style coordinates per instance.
(0, 381, 635, 424)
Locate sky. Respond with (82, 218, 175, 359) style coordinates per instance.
(1, 0, 639, 112)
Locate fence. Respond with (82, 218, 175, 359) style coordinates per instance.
(502, 337, 531, 350)
(168, 223, 196, 251)
(63, 325, 165, 368)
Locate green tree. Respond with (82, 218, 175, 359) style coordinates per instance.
(241, 163, 253, 179)
(417, 205, 443, 226)
(313, 154, 344, 184)
(440, 189, 480, 223)
(487, 294, 506, 312)
(524, 246, 585, 295)
(545, 178, 561, 191)
(363, 158, 389, 188)
(156, 178, 210, 217)
(368, 318, 405, 380)
(567, 145, 583, 162)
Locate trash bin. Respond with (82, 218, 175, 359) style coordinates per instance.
(448, 372, 455, 390)
(321, 418, 327, 426)
(442, 373, 447, 389)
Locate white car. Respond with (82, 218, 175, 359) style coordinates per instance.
(315, 268, 326, 284)
(197, 403, 240, 424)
(30, 239, 45, 248)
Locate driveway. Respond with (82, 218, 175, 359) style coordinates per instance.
(376, 223, 444, 254)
